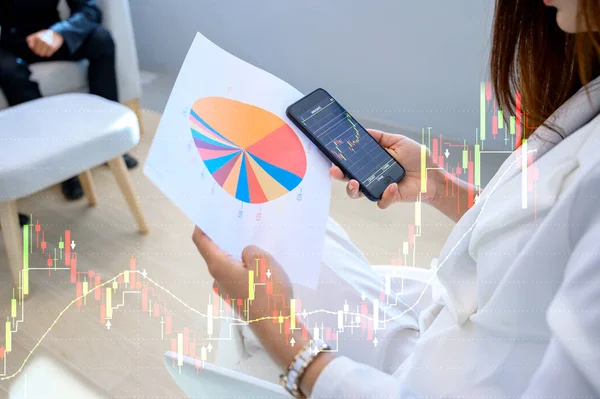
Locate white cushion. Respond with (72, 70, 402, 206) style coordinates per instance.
(32, 60, 89, 96)
(0, 60, 88, 109)
(0, 93, 139, 201)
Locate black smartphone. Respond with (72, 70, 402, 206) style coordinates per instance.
(286, 88, 406, 201)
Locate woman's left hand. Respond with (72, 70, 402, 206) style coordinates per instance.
(192, 226, 302, 366)
(192, 226, 293, 316)
(192, 226, 336, 395)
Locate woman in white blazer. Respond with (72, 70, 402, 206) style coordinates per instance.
(192, 0, 600, 397)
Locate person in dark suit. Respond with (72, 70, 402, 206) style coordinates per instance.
(0, 0, 138, 223)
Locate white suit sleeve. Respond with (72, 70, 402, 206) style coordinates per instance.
(312, 171, 600, 399)
(311, 356, 418, 399)
(523, 170, 600, 397)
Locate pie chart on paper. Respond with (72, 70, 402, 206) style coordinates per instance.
(189, 97, 307, 204)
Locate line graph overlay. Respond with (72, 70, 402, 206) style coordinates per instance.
(2, 156, 520, 381)
(1, 81, 537, 381)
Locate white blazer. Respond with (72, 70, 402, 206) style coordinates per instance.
(312, 78, 600, 398)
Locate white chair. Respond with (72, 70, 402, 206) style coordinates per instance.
(0, 0, 144, 133)
(0, 93, 148, 288)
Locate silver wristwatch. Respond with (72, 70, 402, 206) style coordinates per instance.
(280, 338, 330, 399)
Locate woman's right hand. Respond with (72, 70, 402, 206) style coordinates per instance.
(331, 129, 445, 209)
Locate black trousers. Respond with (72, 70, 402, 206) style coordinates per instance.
(0, 25, 118, 105)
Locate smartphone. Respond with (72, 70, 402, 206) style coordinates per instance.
(286, 88, 406, 201)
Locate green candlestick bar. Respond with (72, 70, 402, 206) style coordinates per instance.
(510, 116, 516, 135)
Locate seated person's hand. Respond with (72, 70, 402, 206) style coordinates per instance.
(330, 129, 444, 209)
(26, 30, 64, 58)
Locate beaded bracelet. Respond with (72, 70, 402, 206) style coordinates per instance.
(279, 338, 330, 399)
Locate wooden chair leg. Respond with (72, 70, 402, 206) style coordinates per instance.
(124, 99, 144, 136)
(78, 170, 98, 207)
(0, 201, 23, 287)
(107, 156, 149, 234)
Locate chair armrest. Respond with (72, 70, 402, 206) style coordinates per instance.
(97, 0, 141, 103)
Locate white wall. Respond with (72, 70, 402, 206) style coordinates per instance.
(129, 0, 494, 141)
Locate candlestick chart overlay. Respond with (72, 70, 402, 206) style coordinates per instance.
(0, 82, 539, 386)
(189, 97, 307, 204)
(0, 218, 413, 381)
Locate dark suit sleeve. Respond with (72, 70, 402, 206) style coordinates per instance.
(49, 0, 102, 54)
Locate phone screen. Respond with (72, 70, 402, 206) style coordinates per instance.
(287, 89, 405, 200)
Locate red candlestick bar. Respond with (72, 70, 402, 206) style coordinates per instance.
(190, 340, 196, 359)
(65, 230, 71, 266)
(170, 339, 177, 367)
(516, 92, 522, 145)
(35, 220, 40, 249)
(94, 275, 101, 300)
(100, 303, 106, 323)
(260, 257, 266, 283)
(492, 115, 498, 137)
(183, 328, 190, 355)
(166, 315, 172, 335)
(468, 161, 475, 208)
(76, 282, 83, 309)
(129, 257, 136, 288)
(360, 303, 367, 330)
(70, 254, 77, 283)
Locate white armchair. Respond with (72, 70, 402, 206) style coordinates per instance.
(0, 0, 143, 129)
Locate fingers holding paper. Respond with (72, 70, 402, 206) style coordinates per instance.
(192, 226, 293, 319)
